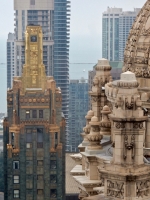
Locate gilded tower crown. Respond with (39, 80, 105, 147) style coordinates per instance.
(22, 25, 46, 91)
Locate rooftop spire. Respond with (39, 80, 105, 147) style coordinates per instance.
(22, 25, 46, 91)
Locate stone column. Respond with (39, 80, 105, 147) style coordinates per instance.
(100, 72, 149, 200)
(108, 72, 147, 165)
(144, 115, 150, 156)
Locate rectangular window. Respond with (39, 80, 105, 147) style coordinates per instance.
(26, 129, 32, 133)
(37, 160, 43, 166)
(26, 129, 32, 148)
(37, 128, 43, 148)
(26, 132, 32, 143)
(26, 110, 30, 119)
(37, 175, 43, 180)
(26, 143, 32, 149)
(50, 161, 56, 169)
(37, 189, 43, 195)
(11, 132, 15, 140)
(13, 161, 19, 169)
(39, 110, 43, 118)
(55, 132, 58, 140)
(50, 189, 57, 198)
(37, 129, 43, 142)
(37, 142, 43, 148)
(11, 132, 15, 146)
(14, 175, 19, 184)
(50, 175, 57, 183)
(14, 190, 19, 198)
(55, 132, 58, 148)
(32, 110, 37, 118)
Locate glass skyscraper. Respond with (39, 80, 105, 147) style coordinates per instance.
(68, 78, 88, 152)
(7, 33, 15, 89)
(102, 7, 140, 61)
(54, 0, 70, 145)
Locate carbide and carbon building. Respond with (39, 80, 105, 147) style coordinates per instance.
(7, 0, 70, 148)
(4, 25, 66, 200)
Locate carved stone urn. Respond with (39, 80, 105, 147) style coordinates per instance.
(87, 116, 103, 150)
(81, 110, 94, 146)
(100, 105, 111, 136)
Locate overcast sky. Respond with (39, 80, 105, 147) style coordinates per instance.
(0, 0, 147, 112)
(0, 0, 146, 63)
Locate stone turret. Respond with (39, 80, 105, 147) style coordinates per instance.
(89, 58, 112, 120)
(100, 71, 150, 200)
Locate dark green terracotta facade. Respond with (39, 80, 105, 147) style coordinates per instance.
(3, 25, 66, 200)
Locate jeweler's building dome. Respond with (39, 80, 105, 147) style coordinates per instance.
(123, 0, 150, 87)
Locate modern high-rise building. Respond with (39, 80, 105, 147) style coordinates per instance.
(4, 25, 66, 200)
(102, 7, 140, 61)
(7, 0, 70, 149)
(7, 33, 15, 89)
(68, 78, 88, 152)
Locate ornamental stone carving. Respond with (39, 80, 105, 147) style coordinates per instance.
(92, 77, 101, 93)
(133, 122, 143, 129)
(125, 97, 134, 110)
(124, 134, 135, 159)
(115, 122, 125, 129)
(99, 105, 111, 136)
(81, 110, 94, 146)
(87, 116, 103, 150)
(107, 181, 124, 199)
(136, 180, 150, 198)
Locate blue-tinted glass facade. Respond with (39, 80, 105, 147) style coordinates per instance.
(68, 80, 89, 152)
(7, 42, 11, 88)
(54, 0, 70, 149)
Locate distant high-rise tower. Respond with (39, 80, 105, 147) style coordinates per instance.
(68, 78, 88, 152)
(102, 7, 140, 61)
(7, 33, 15, 88)
(7, 0, 70, 149)
(4, 25, 65, 200)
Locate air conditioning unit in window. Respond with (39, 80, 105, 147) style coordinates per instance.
(26, 143, 32, 148)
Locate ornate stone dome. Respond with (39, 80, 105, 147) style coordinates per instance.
(123, 0, 150, 85)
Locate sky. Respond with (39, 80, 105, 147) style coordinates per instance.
(0, 0, 147, 112)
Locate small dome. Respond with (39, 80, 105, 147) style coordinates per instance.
(91, 116, 98, 122)
(103, 105, 110, 111)
(98, 58, 110, 66)
(87, 110, 94, 116)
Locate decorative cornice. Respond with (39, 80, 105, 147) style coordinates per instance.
(117, 80, 139, 88)
(95, 65, 111, 71)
